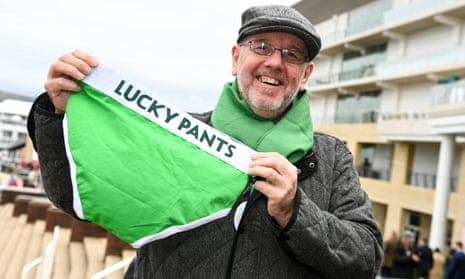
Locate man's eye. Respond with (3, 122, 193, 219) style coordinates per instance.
(287, 51, 299, 59)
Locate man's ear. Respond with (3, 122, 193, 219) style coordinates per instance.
(231, 45, 240, 76)
(299, 63, 314, 91)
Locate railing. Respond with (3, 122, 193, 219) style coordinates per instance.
(335, 110, 379, 124)
(313, 110, 379, 125)
(358, 166, 391, 182)
(383, 0, 462, 26)
(312, 110, 378, 125)
(377, 47, 465, 77)
(310, 47, 465, 87)
(21, 226, 60, 279)
(431, 80, 465, 105)
(345, 0, 391, 37)
(409, 172, 458, 192)
(309, 65, 376, 86)
(310, 52, 385, 86)
(319, 0, 464, 46)
(90, 257, 134, 279)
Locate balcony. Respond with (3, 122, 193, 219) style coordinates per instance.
(309, 52, 385, 86)
(376, 47, 465, 77)
(383, 0, 462, 27)
(428, 80, 465, 134)
(409, 171, 458, 192)
(318, 0, 465, 54)
(377, 111, 436, 140)
(310, 46, 465, 95)
(345, 0, 392, 37)
(377, 80, 465, 137)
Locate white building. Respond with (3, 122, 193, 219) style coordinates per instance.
(0, 98, 32, 163)
(295, 0, 465, 250)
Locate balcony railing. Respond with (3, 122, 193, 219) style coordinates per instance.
(345, 0, 392, 37)
(310, 47, 465, 87)
(377, 47, 465, 77)
(319, 0, 463, 46)
(358, 166, 391, 182)
(309, 64, 377, 86)
(383, 0, 461, 26)
(409, 172, 458, 192)
(313, 110, 379, 125)
(431, 80, 465, 105)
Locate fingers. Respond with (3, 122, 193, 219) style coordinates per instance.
(44, 74, 82, 93)
(249, 152, 298, 180)
(247, 152, 298, 227)
(44, 50, 99, 113)
(46, 50, 99, 81)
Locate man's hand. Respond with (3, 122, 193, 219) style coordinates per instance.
(248, 152, 298, 228)
(44, 50, 99, 114)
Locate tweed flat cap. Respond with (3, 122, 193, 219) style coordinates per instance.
(403, 230, 415, 242)
(237, 5, 321, 61)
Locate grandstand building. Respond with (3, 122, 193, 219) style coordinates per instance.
(295, 0, 465, 250)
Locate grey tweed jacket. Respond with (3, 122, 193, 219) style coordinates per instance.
(28, 93, 383, 279)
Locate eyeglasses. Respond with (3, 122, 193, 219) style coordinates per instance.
(239, 40, 309, 64)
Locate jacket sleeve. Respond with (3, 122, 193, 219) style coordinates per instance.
(392, 244, 414, 265)
(273, 133, 384, 278)
(27, 93, 79, 219)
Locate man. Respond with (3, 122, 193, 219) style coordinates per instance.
(382, 230, 398, 278)
(391, 230, 420, 279)
(415, 237, 433, 279)
(27, 5, 383, 278)
(447, 241, 465, 279)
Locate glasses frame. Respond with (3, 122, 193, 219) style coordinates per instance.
(238, 39, 309, 65)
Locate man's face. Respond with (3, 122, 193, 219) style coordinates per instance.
(231, 32, 314, 120)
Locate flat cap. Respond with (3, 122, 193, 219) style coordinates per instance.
(403, 230, 415, 242)
(237, 5, 321, 61)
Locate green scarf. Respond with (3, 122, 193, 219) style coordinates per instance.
(211, 79, 314, 163)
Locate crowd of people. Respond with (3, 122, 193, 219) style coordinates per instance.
(0, 159, 42, 189)
(380, 230, 465, 279)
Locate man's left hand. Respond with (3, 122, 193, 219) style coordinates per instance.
(248, 152, 298, 228)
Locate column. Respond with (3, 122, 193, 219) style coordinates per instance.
(430, 135, 455, 250)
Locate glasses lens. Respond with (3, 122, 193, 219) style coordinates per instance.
(246, 40, 307, 64)
(250, 41, 272, 56)
(284, 49, 306, 64)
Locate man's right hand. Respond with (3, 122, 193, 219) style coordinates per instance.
(44, 50, 99, 114)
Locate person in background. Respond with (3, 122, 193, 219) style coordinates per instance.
(27, 4, 383, 278)
(446, 241, 465, 279)
(415, 237, 433, 279)
(382, 230, 398, 278)
(391, 230, 420, 279)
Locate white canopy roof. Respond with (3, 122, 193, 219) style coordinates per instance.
(0, 99, 32, 117)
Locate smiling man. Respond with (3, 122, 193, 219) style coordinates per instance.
(27, 5, 383, 278)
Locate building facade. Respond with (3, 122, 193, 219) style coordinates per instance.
(0, 98, 32, 166)
(295, 0, 465, 250)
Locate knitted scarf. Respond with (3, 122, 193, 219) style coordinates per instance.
(211, 79, 314, 163)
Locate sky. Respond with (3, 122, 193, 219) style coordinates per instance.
(0, 0, 298, 112)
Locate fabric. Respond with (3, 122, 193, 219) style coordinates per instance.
(447, 251, 465, 279)
(237, 5, 321, 61)
(29, 99, 384, 278)
(62, 65, 254, 247)
(211, 79, 313, 164)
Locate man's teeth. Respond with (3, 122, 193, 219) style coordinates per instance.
(258, 76, 280, 85)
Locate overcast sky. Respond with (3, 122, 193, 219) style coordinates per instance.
(0, 0, 298, 112)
